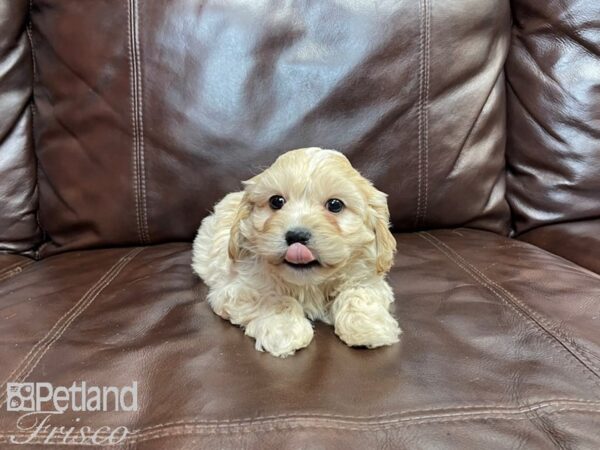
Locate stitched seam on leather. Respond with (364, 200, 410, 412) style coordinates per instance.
(108, 407, 600, 434)
(426, 232, 600, 376)
(0, 262, 26, 280)
(127, 0, 149, 245)
(127, 0, 142, 244)
(0, 248, 143, 407)
(79, 399, 600, 432)
(421, 0, 430, 225)
(0, 262, 20, 279)
(0, 260, 35, 283)
(420, 232, 600, 389)
(1, 406, 598, 442)
(468, 249, 600, 371)
(463, 253, 600, 375)
(133, 0, 150, 244)
(415, 0, 425, 227)
(577, 345, 600, 368)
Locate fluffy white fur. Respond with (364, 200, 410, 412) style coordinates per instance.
(192, 147, 400, 357)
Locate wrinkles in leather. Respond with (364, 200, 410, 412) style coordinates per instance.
(507, 0, 600, 235)
(31, 0, 511, 256)
(419, 230, 600, 380)
(0, 0, 40, 252)
(518, 219, 600, 275)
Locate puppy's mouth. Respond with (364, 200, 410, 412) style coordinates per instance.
(284, 260, 321, 269)
(283, 243, 321, 270)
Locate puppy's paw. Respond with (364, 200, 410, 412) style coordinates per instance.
(246, 314, 314, 358)
(334, 298, 401, 349)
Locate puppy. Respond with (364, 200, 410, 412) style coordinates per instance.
(192, 147, 400, 357)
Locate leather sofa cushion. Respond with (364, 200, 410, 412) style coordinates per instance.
(31, 0, 511, 256)
(0, 0, 40, 252)
(506, 0, 600, 235)
(1, 230, 599, 447)
(519, 219, 600, 275)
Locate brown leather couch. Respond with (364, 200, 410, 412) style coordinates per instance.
(1, 0, 599, 448)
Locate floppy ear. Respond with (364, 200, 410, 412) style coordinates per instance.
(368, 189, 396, 275)
(228, 194, 252, 261)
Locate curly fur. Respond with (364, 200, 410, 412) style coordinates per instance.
(192, 147, 401, 357)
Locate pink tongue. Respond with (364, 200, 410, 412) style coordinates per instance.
(285, 243, 316, 264)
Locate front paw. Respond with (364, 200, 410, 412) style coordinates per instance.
(245, 314, 314, 358)
(334, 298, 401, 349)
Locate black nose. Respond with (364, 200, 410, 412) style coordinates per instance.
(285, 228, 311, 245)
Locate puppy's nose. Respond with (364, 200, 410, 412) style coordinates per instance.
(285, 228, 311, 245)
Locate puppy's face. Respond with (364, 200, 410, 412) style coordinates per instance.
(229, 148, 396, 286)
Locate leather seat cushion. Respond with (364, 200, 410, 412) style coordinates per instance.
(1, 230, 599, 448)
(518, 219, 600, 275)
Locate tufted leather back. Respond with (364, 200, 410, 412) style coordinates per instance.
(24, 0, 511, 255)
(4, 1, 598, 256)
(0, 0, 40, 253)
(506, 0, 600, 235)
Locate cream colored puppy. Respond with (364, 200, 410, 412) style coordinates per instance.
(192, 147, 400, 357)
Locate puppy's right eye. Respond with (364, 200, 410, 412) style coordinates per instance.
(268, 195, 286, 210)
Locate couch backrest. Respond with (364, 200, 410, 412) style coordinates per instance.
(0, 0, 40, 253)
(28, 0, 512, 255)
(506, 0, 600, 236)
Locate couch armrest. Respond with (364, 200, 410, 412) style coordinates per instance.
(517, 220, 600, 274)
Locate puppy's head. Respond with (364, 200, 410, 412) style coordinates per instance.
(229, 147, 396, 285)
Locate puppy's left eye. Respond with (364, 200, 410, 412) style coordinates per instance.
(325, 198, 344, 213)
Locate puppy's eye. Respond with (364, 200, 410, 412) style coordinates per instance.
(268, 195, 286, 210)
(325, 198, 344, 213)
